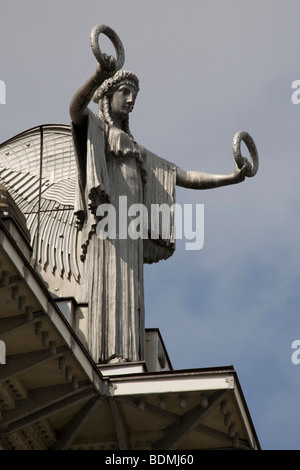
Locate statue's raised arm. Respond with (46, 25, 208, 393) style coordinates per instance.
(69, 63, 107, 126)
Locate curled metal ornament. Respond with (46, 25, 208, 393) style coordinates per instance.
(90, 24, 125, 72)
(232, 130, 259, 177)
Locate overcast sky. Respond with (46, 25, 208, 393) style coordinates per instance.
(1, 0, 300, 450)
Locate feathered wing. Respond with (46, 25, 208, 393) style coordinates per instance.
(0, 124, 81, 282)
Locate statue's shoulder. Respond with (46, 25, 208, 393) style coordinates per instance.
(136, 142, 176, 172)
(87, 108, 105, 130)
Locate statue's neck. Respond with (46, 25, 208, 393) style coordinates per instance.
(110, 111, 124, 131)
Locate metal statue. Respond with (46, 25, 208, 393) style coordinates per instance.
(69, 25, 258, 364)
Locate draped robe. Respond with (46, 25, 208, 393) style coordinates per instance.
(72, 110, 176, 363)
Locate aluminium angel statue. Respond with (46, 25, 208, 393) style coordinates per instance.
(0, 25, 258, 365)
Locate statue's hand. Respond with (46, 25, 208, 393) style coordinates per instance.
(102, 53, 117, 73)
(232, 162, 247, 184)
(93, 55, 117, 85)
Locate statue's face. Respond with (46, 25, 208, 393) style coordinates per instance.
(110, 83, 137, 120)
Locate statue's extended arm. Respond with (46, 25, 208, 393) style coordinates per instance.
(176, 164, 246, 189)
(176, 130, 259, 189)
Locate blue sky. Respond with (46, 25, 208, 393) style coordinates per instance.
(1, 0, 300, 450)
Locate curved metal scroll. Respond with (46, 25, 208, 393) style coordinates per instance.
(232, 130, 259, 177)
(90, 24, 125, 72)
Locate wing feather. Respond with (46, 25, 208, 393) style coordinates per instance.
(0, 124, 81, 282)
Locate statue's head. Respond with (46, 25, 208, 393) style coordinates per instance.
(93, 70, 139, 137)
